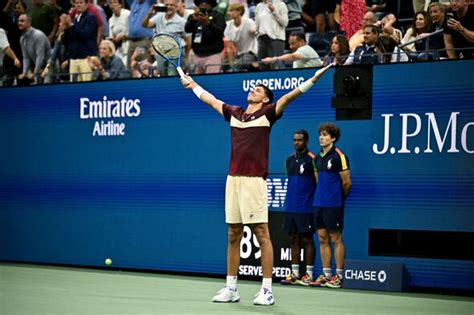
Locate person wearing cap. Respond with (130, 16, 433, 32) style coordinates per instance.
(185, 0, 226, 74)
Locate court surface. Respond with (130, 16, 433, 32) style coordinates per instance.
(1, 263, 472, 315)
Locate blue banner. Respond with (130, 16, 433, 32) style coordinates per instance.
(1, 60, 473, 290)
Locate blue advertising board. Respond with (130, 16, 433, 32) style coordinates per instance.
(343, 259, 409, 292)
(0, 60, 473, 290)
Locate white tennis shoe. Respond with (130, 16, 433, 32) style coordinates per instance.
(253, 287, 275, 306)
(212, 286, 240, 303)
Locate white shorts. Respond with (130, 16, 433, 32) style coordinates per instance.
(225, 175, 268, 224)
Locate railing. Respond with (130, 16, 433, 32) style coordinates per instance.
(1, 45, 473, 87)
(396, 28, 445, 62)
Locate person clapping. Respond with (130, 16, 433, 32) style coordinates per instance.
(88, 39, 130, 80)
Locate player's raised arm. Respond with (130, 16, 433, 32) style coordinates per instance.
(181, 75, 224, 116)
(275, 63, 333, 115)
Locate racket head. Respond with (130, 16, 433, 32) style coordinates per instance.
(151, 33, 183, 60)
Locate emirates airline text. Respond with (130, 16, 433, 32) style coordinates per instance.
(79, 96, 141, 136)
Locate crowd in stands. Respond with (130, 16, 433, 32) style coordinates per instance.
(0, 0, 473, 85)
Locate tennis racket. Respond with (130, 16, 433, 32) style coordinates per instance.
(151, 33, 185, 78)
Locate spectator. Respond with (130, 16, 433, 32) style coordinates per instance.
(284, 0, 303, 28)
(224, 3, 258, 72)
(262, 31, 322, 68)
(130, 45, 158, 78)
(349, 11, 378, 51)
(1, 0, 26, 85)
(255, 0, 288, 70)
(127, 0, 154, 68)
(344, 24, 380, 65)
(322, 34, 349, 66)
(376, 34, 409, 63)
(444, 0, 474, 59)
(41, 18, 69, 83)
(301, 0, 316, 32)
(283, 0, 303, 50)
(97, 0, 112, 20)
(176, 0, 194, 20)
(428, 2, 448, 58)
(401, 11, 431, 53)
(0, 28, 20, 68)
(379, 13, 403, 44)
(69, 0, 105, 47)
(89, 39, 130, 80)
(142, 0, 186, 76)
(28, 0, 58, 43)
(185, 0, 226, 74)
(228, 0, 249, 18)
(0, 27, 21, 85)
(62, 0, 98, 82)
(337, 0, 365, 39)
(95, 0, 109, 38)
(108, 0, 130, 66)
(313, 0, 336, 35)
(248, 0, 257, 19)
(2, 0, 26, 20)
(17, 13, 51, 84)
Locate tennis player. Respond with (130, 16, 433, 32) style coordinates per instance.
(180, 63, 332, 305)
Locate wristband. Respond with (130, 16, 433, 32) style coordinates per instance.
(193, 85, 207, 99)
(298, 79, 314, 93)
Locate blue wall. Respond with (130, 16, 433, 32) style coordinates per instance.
(1, 60, 473, 289)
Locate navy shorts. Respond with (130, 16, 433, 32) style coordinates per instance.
(283, 212, 315, 235)
(314, 207, 344, 231)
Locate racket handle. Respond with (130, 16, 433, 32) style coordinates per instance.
(177, 67, 185, 78)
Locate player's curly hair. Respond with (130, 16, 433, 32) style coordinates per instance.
(318, 123, 340, 143)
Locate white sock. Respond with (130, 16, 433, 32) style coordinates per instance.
(323, 268, 332, 278)
(306, 265, 313, 278)
(291, 264, 300, 277)
(226, 275, 237, 290)
(262, 277, 272, 290)
(336, 269, 344, 279)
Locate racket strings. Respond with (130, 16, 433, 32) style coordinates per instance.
(153, 36, 181, 59)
